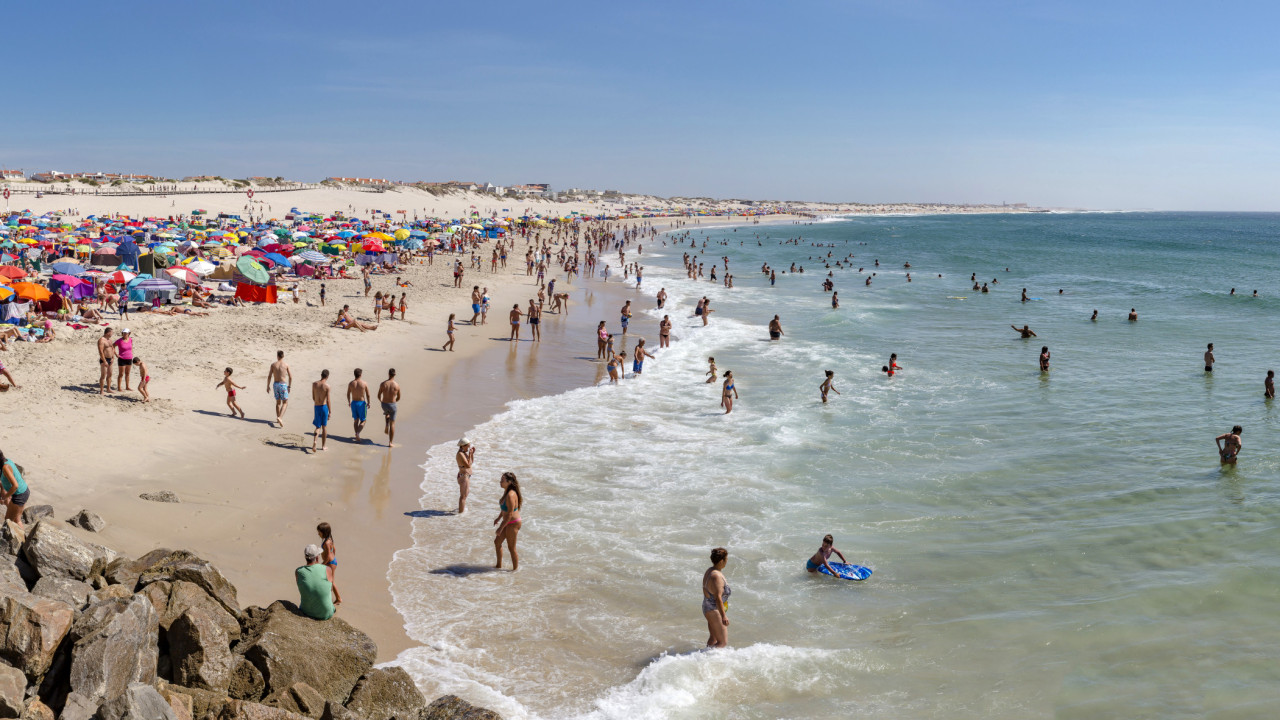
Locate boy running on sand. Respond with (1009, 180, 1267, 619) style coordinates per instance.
(216, 368, 246, 418)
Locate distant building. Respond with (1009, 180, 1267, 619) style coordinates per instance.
(182, 176, 221, 182)
(0, 170, 24, 181)
(325, 177, 390, 185)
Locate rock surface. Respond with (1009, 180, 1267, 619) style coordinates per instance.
(239, 602, 376, 707)
(18, 508, 52, 528)
(170, 606, 234, 692)
(19, 699, 53, 720)
(140, 491, 180, 503)
(0, 661, 25, 718)
(0, 592, 74, 676)
(422, 695, 504, 720)
(265, 682, 326, 719)
(63, 594, 159, 716)
(162, 581, 240, 640)
(31, 576, 92, 609)
(344, 667, 427, 720)
(0, 559, 26, 597)
(65, 511, 105, 534)
(0, 523, 23, 557)
(98, 681, 178, 720)
(137, 551, 240, 619)
(21, 521, 97, 581)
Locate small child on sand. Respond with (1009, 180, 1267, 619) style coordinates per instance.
(806, 534, 848, 574)
(317, 522, 341, 606)
(216, 367, 245, 418)
(133, 358, 151, 403)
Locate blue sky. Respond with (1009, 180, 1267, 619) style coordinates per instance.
(4, 1, 1279, 209)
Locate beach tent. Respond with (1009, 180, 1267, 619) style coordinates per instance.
(130, 278, 179, 303)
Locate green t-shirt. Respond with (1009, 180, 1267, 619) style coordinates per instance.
(295, 563, 334, 620)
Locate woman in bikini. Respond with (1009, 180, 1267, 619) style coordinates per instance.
(492, 472, 523, 571)
(702, 547, 730, 648)
(596, 321, 609, 360)
(721, 370, 738, 414)
(443, 313, 456, 352)
(373, 291, 384, 322)
(317, 522, 342, 605)
(1215, 425, 1243, 465)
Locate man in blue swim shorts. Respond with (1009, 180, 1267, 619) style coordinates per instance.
(311, 369, 331, 452)
(267, 350, 292, 428)
(470, 286, 482, 324)
(347, 367, 370, 443)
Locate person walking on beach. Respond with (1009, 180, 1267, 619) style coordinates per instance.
(311, 369, 331, 452)
(114, 329, 135, 392)
(659, 315, 672, 348)
(216, 367, 245, 418)
(97, 328, 116, 394)
(268, 350, 292, 427)
(1216, 426, 1243, 464)
(621, 300, 632, 334)
(820, 370, 840, 403)
(456, 438, 475, 514)
(1266, 370, 1275, 400)
(1039, 346, 1051, 372)
(470, 286, 482, 324)
(0, 449, 30, 530)
(347, 368, 369, 443)
(721, 371, 738, 414)
(493, 472, 523, 571)
(769, 315, 784, 340)
(378, 369, 401, 447)
(509, 304, 523, 342)
(317, 522, 341, 606)
(702, 547, 731, 648)
(1012, 324, 1036, 338)
(443, 314, 456, 351)
(1204, 343, 1215, 373)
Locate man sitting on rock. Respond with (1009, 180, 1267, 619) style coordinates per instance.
(296, 544, 335, 620)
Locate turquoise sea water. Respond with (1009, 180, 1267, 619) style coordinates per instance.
(390, 213, 1280, 719)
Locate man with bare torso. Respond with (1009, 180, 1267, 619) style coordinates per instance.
(347, 368, 370, 443)
(378, 368, 401, 447)
(97, 328, 116, 394)
(267, 350, 292, 427)
(311, 369, 331, 452)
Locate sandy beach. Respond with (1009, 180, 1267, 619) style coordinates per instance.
(0, 185, 804, 659)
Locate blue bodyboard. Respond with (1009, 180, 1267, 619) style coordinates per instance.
(818, 562, 872, 581)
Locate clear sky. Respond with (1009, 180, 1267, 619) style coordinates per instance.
(4, 1, 1279, 209)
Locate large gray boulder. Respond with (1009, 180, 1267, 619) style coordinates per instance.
(18, 507, 52, 527)
(0, 523, 23, 557)
(157, 681, 235, 720)
(228, 657, 266, 701)
(422, 695, 503, 720)
(61, 594, 159, 718)
(0, 559, 26, 597)
(104, 548, 173, 590)
(30, 576, 92, 609)
(0, 661, 24, 718)
(264, 682, 326, 719)
(137, 551, 240, 619)
(0, 592, 73, 677)
(98, 682, 178, 720)
(21, 521, 97, 581)
(170, 606, 234, 692)
(343, 667, 427, 720)
(238, 602, 376, 707)
(65, 511, 105, 534)
(161, 581, 240, 641)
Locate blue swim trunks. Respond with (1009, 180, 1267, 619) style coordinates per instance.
(313, 405, 329, 428)
(351, 400, 367, 422)
(472, 303, 480, 313)
(273, 382, 289, 401)
(621, 316, 629, 328)
(633, 360, 643, 373)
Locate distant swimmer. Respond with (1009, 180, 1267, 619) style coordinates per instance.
(981, 283, 989, 293)
(769, 315, 784, 340)
(831, 292, 839, 308)
(888, 353, 900, 374)
(1267, 371, 1276, 399)
(1039, 346, 1051, 372)
(865, 276, 871, 286)
(1129, 308, 1138, 322)
(1012, 324, 1037, 338)
(806, 534, 847, 574)
(820, 370, 840, 403)
(706, 357, 717, 383)
(1090, 309, 1098, 321)
(1253, 290, 1259, 297)
(1204, 343, 1215, 372)
(657, 288, 667, 309)
(1021, 288, 1029, 303)
(1230, 288, 1236, 295)
(1215, 425, 1242, 464)
(721, 371, 738, 414)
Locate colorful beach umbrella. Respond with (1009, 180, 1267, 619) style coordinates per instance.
(10, 282, 51, 301)
(235, 255, 270, 285)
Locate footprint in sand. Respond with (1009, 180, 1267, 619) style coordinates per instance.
(262, 433, 304, 448)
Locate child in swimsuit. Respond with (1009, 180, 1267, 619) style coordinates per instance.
(806, 534, 848, 574)
(216, 367, 246, 418)
(705, 357, 717, 384)
(317, 522, 341, 606)
(133, 358, 151, 403)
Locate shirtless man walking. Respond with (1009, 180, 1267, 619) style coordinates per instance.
(378, 369, 401, 447)
(267, 350, 292, 427)
(527, 300, 542, 341)
(456, 438, 475, 514)
(311, 369, 331, 452)
(97, 328, 116, 394)
(347, 368, 370, 443)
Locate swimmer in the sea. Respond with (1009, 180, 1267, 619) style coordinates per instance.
(1215, 425, 1242, 464)
(1266, 370, 1275, 399)
(1204, 343, 1215, 373)
(806, 534, 847, 574)
(820, 370, 840, 403)
(1012, 324, 1036, 338)
(1129, 308, 1138, 322)
(1039, 346, 1051, 372)
(1090, 309, 1097, 321)
(1021, 288, 1028, 303)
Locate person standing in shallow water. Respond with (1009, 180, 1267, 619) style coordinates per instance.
(1204, 343, 1215, 373)
(1266, 370, 1275, 400)
(1039, 346, 1051, 372)
(493, 472, 523, 571)
(820, 370, 840, 403)
(1216, 426, 1242, 464)
(702, 547, 730, 648)
(456, 438, 475, 514)
(721, 371, 738, 414)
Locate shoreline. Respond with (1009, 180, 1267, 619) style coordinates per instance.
(2, 204, 802, 664)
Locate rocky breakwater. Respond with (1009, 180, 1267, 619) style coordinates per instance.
(0, 514, 500, 720)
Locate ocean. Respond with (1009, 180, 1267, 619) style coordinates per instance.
(389, 213, 1280, 719)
